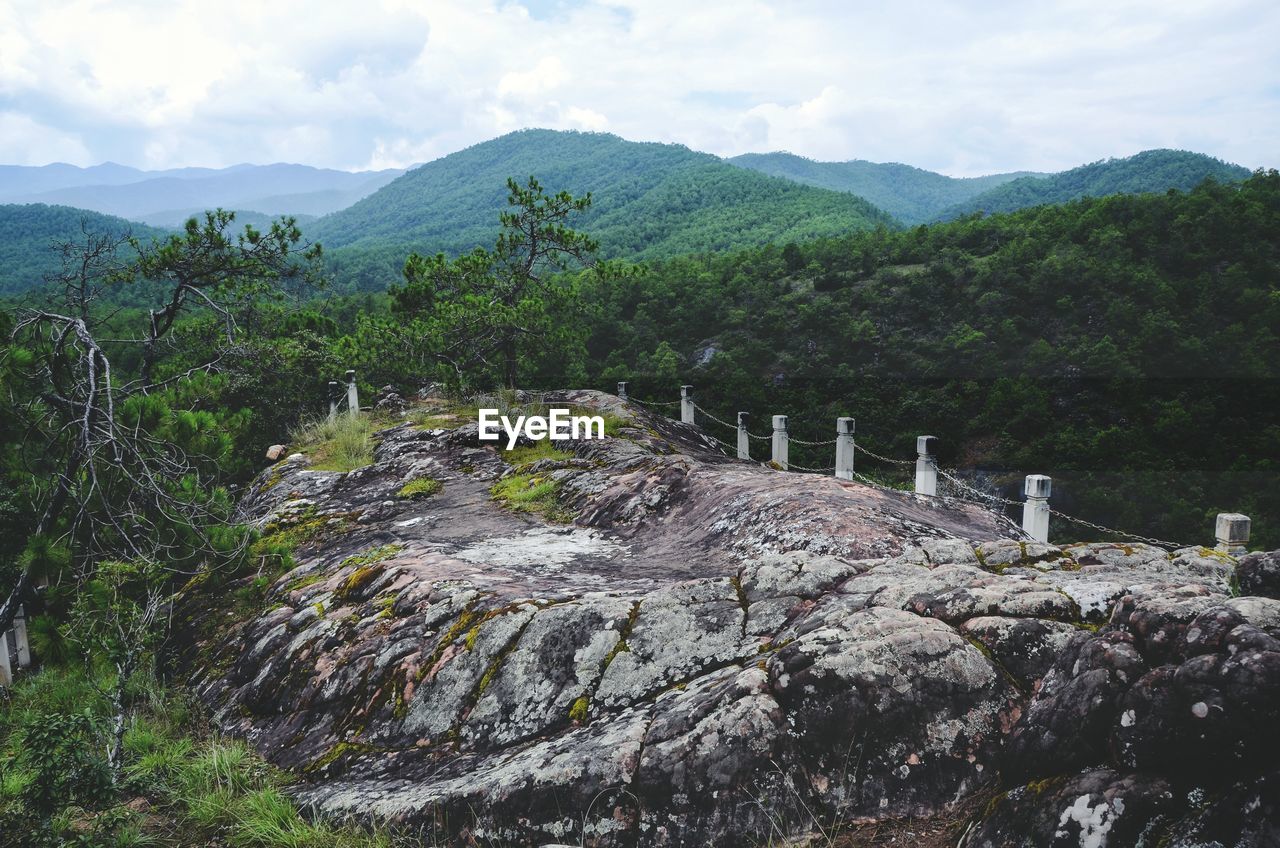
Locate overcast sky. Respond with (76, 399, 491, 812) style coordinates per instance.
(1, 0, 1276, 176)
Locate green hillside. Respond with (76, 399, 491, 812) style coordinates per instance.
(728, 152, 1038, 224)
(936, 149, 1251, 220)
(313, 130, 896, 289)
(0, 204, 168, 296)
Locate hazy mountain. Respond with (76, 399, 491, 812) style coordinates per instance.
(727, 152, 1041, 224)
(311, 129, 895, 288)
(0, 163, 404, 226)
(933, 149, 1251, 220)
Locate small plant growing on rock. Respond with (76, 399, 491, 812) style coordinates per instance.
(490, 473, 573, 523)
(398, 477, 443, 499)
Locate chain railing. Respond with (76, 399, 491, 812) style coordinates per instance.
(615, 382, 1249, 551)
(1048, 509, 1191, 550)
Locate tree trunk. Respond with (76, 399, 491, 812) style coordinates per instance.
(106, 655, 134, 784)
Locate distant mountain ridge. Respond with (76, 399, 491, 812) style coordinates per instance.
(730, 148, 1251, 224)
(727, 152, 1042, 224)
(0, 163, 405, 226)
(932, 149, 1252, 219)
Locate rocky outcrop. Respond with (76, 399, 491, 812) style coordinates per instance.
(182, 391, 1278, 846)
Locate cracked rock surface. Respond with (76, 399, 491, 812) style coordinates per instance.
(179, 391, 1277, 846)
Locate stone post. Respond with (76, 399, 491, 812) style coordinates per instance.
(345, 370, 359, 418)
(0, 631, 11, 686)
(1022, 474, 1052, 543)
(328, 381, 339, 421)
(915, 436, 939, 496)
(12, 606, 29, 668)
(1215, 513, 1251, 555)
(737, 412, 751, 460)
(772, 415, 789, 470)
(617, 381, 628, 401)
(835, 417, 855, 480)
(680, 385, 695, 425)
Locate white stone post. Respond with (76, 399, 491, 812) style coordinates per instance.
(737, 412, 751, 460)
(0, 631, 11, 686)
(617, 381, 628, 401)
(12, 606, 29, 668)
(1215, 513, 1251, 555)
(345, 370, 359, 418)
(772, 415, 789, 470)
(1022, 474, 1052, 543)
(835, 417, 855, 480)
(680, 385, 695, 424)
(328, 381, 339, 421)
(914, 436, 939, 496)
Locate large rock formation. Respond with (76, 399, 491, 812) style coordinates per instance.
(181, 391, 1278, 846)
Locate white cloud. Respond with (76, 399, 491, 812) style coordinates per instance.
(0, 0, 1276, 174)
(0, 112, 91, 165)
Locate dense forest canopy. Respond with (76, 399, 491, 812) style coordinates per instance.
(0, 204, 168, 295)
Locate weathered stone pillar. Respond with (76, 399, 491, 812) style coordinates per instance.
(737, 412, 751, 460)
(835, 417, 855, 480)
(328, 381, 339, 421)
(1215, 513, 1251, 555)
(345, 370, 359, 418)
(1022, 474, 1052, 543)
(772, 415, 789, 471)
(0, 631, 11, 686)
(680, 385, 695, 424)
(915, 436, 939, 496)
(12, 606, 29, 668)
(617, 381, 628, 400)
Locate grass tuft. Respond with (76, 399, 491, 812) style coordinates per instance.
(397, 477, 443, 499)
(288, 414, 377, 472)
(490, 473, 573, 523)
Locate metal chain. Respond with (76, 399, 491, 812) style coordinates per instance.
(849, 469, 908, 492)
(1048, 509, 1190, 550)
(789, 435, 838, 447)
(747, 431, 773, 441)
(852, 440, 915, 466)
(630, 397, 681, 407)
(701, 431, 741, 455)
(690, 402, 740, 431)
(936, 467, 1024, 508)
(788, 461, 836, 473)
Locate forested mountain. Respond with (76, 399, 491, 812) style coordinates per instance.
(728, 152, 1039, 224)
(0, 203, 168, 295)
(0, 163, 403, 226)
(936, 149, 1251, 219)
(313, 130, 896, 289)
